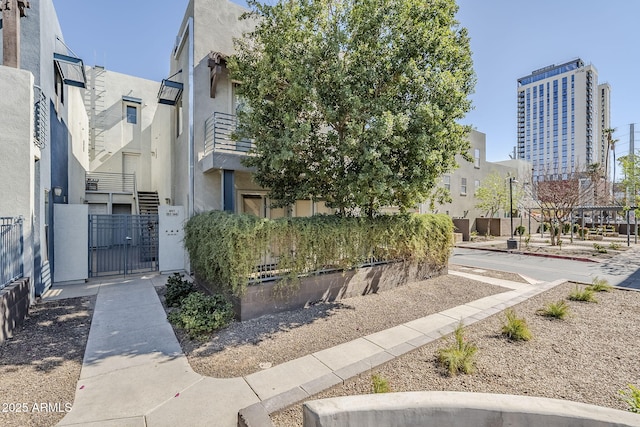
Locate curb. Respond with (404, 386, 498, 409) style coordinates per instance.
(455, 245, 599, 263)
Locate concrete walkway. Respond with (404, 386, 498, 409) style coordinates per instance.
(48, 272, 566, 427)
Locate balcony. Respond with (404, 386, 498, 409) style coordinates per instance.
(85, 172, 135, 193)
(201, 112, 255, 173)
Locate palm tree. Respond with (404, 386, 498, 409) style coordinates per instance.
(604, 128, 618, 203)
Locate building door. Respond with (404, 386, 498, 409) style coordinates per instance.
(88, 214, 158, 277)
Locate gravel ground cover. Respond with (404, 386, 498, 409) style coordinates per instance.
(0, 296, 94, 427)
(162, 273, 510, 378)
(270, 282, 640, 426)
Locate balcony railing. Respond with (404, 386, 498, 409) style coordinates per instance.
(85, 172, 136, 193)
(1, 217, 23, 290)
(33, 86, 47, 149)
(204, 112, 254, 157)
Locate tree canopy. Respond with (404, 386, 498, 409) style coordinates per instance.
(229, 0, 475, 215)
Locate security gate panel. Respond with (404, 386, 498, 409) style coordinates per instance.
(89, 214, 158, 277)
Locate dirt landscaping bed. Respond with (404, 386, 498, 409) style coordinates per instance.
(0, 296, 94, 427)
(270, 282, 640, 426)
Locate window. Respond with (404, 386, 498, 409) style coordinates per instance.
(443, 175, 450, 191)
(474, 180, 480, 195)
(460, 178, 467, 195)
(474, 148, 480, 168)
(126, 105, 137, 124)
(54, 67, 64, 111)
(176, 98, 183, 137)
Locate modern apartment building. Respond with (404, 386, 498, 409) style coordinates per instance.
(516, 59, 611, 178)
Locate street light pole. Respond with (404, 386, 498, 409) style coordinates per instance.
(510, 177, 514, 239)
(507, 177, 518, 249)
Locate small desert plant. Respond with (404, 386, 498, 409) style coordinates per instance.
(609, 242, 622, 250)
(587, 277, 613, 293)
(524, 233, 531, 248)
(165, 273, 196, 307)
(515, 225, 526, 236)
(538, 300, 570, 320)
(619, 384, 640, 413)
(501, 309, 532, 341)
(593, 243, 607, 254)
(568, 285, 597, 303)
(557, 238, 563, 249)
(371, 374, 391, 393)
(437, 323, 477, 376)
(470, 230, 478, 242)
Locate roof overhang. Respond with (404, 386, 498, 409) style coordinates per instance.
(157, 79, 184, 106)
(54, 52, 86, 88)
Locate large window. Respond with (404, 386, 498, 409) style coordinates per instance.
(460, 178, 467, 195)
(474, 148, 480, 168)
(443, 175, 450, 191)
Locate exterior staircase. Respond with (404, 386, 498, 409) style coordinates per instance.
(137, 191, 160, 215)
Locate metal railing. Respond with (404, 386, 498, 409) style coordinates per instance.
(1, 217, 24, 290)
(33, 85, 47, 149)
(204, 112, 254, 156)
(85, 172, 136, 193)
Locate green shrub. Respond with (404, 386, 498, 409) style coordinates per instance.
(619, 384, 640, 413)
(609, 242, 622, 250)
(371, 374, 391, 393)
(168, 292, 234, 339)
(184, 211, 453, 296)
(568, 285, 597, 303)
(437, 323, 477, 376)
(515, 225, 526, 236)
(165, 273, 196, 307)
(538, 300, 570, 320)
(587, 277, 613, 293)
(501, 309, 532, 341)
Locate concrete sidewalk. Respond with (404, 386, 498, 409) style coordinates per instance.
(51, 272, 565, 427)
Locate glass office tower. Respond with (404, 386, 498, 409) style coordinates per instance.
(516, 59, 610, 179)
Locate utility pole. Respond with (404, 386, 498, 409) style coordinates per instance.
(1, 0, 30, 68)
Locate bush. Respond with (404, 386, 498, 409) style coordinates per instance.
(501, 309, 532, 341)
(609, 242, 622, 250)
(165, 273, 196, 307)
(538, 300, 570, 320)
(587, 277, 613, 293)
(568, 285, 597, 303)
(371, 374, 391, 393)
(619, 384, 640, 413)
(184, 211, 453, 296)
(168, 292, 234, 339)
(437, 323, 477, 376)
(515, 225, 526, 236)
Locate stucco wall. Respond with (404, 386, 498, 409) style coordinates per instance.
(0, 66, 35, 288)
(303, 392, 640, 427)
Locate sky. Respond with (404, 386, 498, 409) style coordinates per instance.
(52, 0, 639, 162)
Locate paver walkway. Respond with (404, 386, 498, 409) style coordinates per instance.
(48, 272, 566, 427)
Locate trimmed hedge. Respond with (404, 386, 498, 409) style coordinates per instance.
(184, 211, 453, 296)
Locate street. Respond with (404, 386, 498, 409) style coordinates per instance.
(451, 248, 640, 290)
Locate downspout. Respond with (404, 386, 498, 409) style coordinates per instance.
(174, 17, 195, 218)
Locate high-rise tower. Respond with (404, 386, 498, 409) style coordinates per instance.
(516, 59, 610, 178)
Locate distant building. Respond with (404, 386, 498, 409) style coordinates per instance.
(516, 59, 611, 178)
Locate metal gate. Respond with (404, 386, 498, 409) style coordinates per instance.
(88, 214, 158, 277)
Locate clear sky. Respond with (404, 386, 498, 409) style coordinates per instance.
(53, 0, 639, 162)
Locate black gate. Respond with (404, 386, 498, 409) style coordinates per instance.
(88, 214, 159, 277)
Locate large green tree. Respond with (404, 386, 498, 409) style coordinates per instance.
(229, 0, 475, 215)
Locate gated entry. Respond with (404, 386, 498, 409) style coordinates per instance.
(88, 214, 159, 277)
